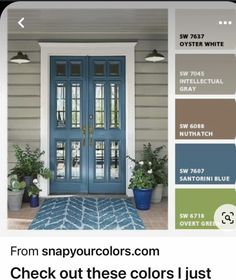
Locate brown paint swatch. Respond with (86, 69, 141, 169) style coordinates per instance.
(176, 99, 236, 139)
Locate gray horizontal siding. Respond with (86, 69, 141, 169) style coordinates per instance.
(8, 119, 40, 130)
(136, 96, 167, 107)
(135, 62, 167, 73)
(9, 96, 40, 107)
(136, 119, 167, 130)
(8, 108, 40, 118)
(136, 85, 167, 96)
(9, 74, 40, 85)
(136, 107, 167, 118)
(135, 73, 167, 85)
(8, 63, 40, 74)
(8, 34, 167, 165)
(8, 85, 40, 97)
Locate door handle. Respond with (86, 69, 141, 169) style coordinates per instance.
(82, 127, 86, 146)
(89, 127, 94, 146)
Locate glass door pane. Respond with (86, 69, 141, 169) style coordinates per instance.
(71, 141, 81, 179)
(110, 141, 119, 180)
(56, 141, 66, 180)
(95, 83, 105, 128)
(95, 141, 105, 180)
(71, 83, 81, 128)
(110, 83, 120, 128)
(56, 83, 66, 127)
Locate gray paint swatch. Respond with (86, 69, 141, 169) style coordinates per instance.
(176, 54, 236, 95)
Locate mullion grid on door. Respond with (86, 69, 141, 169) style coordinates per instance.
(94, 140, 106, 182)
(109, 140, 120, 182)
(55, 139, 66, 181)
(70, 139, 81, 181)
(68, 59, 84, 182)
(70, 81, 81, 129)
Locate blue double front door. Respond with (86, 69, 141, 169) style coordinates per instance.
(50, 56, 126, 194)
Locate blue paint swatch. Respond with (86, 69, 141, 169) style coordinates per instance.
(176, 144, 236, 184)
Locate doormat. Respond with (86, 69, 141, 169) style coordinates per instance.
(29, 197, 145, 230)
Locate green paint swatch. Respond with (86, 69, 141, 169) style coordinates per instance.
(176, 189, 236, 229)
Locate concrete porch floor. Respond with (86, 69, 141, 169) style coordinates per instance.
(8, 198, 168, 230)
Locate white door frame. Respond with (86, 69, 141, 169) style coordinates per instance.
(39, 42, 136, 197)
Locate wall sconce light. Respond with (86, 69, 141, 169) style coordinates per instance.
(10, 51, 31, 64)
(145, 49, 165, 62)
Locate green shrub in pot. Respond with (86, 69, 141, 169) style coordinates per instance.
(142, 143, 168, 185)
(8, 144, 52, 180)
(128, 159, 155, 190)
(142, 143, 168, 203)
(8, 144, 52, 202)
(127, 157, 155, 210)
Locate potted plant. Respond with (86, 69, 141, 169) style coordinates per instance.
(128, 159, 155, 210)
(28, 179, 42, 208)
(142, 143, 168, 203)
(8, 176, 26, 211)
(8, 144, 52, 202)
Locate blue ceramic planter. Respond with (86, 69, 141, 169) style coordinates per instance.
(133, 188, 153, 210)
(30, 195, 39, 208)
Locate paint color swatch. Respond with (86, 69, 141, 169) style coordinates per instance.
(176, 99, 236, 139)
(176, 9, 236, 49)
(176, 54, 236, 95)
(176, 144, 236, 184)
(176, 189, 236, 229)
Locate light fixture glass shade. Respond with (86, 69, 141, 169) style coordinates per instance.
(10, 51, 30, 64)
(145, 49, 165, 62)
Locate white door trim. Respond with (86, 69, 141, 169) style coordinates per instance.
(39, 42, 136, 197)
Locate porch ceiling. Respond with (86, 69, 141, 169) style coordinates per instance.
(8, 9, 168, 35)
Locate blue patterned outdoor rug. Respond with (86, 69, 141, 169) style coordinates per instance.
(29, 197, 145, 230)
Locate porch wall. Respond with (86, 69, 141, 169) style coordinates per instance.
(8, 33, 167, 169)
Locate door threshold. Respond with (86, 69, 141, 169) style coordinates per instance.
(47, 194, 128, 199)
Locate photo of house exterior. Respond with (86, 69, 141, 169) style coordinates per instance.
(7, 7, 168, 229)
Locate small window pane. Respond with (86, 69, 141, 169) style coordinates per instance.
(56, 83, 66, 127)
(56, 141, 66, 180)
(71, 62, 81, 76)
(71, 83, 80, 128)
(71, 141, 80, 179)
(109, 63, 119, 76)
(95, 63, 105, 76)
(110, 141, 119, 180)
(110, 83, 120, 128)
(96, 141, 105, 180)
(95, 83, 105, 128)
(56, 63, 66, 76)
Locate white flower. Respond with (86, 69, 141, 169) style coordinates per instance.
(148, 161, 152, 165)
(147, 169, 153, 174)
(139, 161, 144, 165)
(33, 179, 38, 185)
